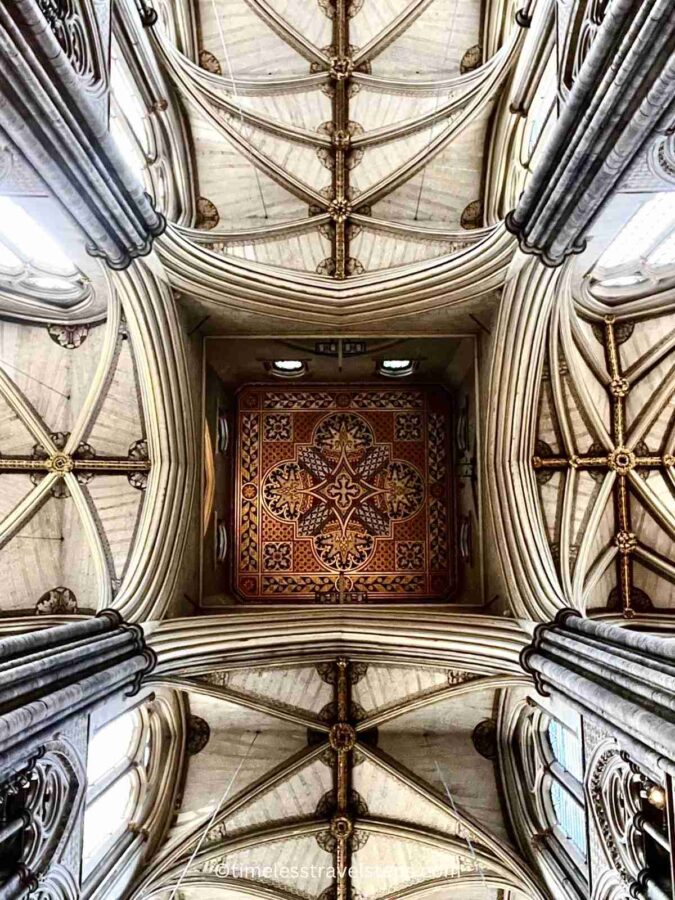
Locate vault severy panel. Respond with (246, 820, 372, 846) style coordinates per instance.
(201, 837, 334, 895)
(264, 0, 334, 49)
(0, 495, 99, 614)
(352, 831, 479, 899)
(349, 0, 418, 48)
(224, 665, 335, 715)
(0, 320, 107, 437)
(177, 694, 310, 822)
(352, 757, 470, 836)
(197, 0, 310, 76)
(225, 757, 333, 834)
(375, 690, 508, 842)
(84, 475, 145, 584)
(191, 114, 309, 227)
(0, 395, 39, 455)
(230, 87, 332, 132)
(0, 475, 34, 524)
(368, 0, 482, 76)
(208, 231, 331, 273)
(348, 226, 475, 271)
(371, 116, 489, 227)
(85, 329, 145, 456)
(352, 663, 459, 713)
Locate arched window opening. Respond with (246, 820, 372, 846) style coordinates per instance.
(508, 701, 589, 899)
(545, 717, 588, 864)
(589, 192, 675, 296)
(525, 52, 558, 164)
(109, 39, 169, 215)
(82, 708, 147, 880)
(82, 769, 138, 874)
(86, 709, 142, 788)
(79, 690, 185, 898)
(0, 197, 87, 304)
(110, 41, 152, 181)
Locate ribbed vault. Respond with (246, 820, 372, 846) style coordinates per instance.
(0, 264, 196, 621)
(151, 0, 524, 299)
(488, 257, 675, 621)
(133, 652, 542, 900)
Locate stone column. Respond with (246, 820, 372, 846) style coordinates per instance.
(505, 0, 675, 266)
(0, 610, 156, 774)
(0, 611, 156, 898)
(0, 1, 165, 269)
(521, 609, 675, 779)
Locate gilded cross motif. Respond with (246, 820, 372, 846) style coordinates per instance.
(235, 386, 454, 602)
(0, 437, 151, 493)
(261, 411, 424, 571)
(533, 315, 674, 617)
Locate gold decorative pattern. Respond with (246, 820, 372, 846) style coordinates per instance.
(235, 387, 455, 602)
(532, 316, 673, 617)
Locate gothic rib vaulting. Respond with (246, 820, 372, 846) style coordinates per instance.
(1, 0, 675, 900)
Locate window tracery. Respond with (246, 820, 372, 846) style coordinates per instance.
(82, 708, 148, 879)
(0, 198, 88, 306)
(110, 42, 154, 182)
(547, 720, 586, 857)
(79, 690, 185, 895)
(511, 703, 589, 895)
(590, 192, 675, 296)
(108, 36, 174, 216)
(586, 745, 645, 889)
(0, 738, 85, 897)
(525, 51, 557, 164)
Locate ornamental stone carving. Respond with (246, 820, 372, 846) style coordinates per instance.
(587, 743, 645, 886)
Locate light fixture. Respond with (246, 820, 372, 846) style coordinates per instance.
(377, 359, 417, 378)
(216, 409, 229, 454)
(646, 784, 667, 811)
(268, 359, 307, 378)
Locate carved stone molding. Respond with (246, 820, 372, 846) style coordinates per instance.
(35, 587, 78, 616)
(0, 3, 166, 268)
(0, 736, 85, 897)
(506, 0, 675, 265)
(185, 715, 210, 755)
(587, 742, 645, 886)
(47, 324, 90, 350)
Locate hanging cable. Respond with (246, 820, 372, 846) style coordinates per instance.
(426, 734, 492, 898)
(209, 0, 269, 219)
(167, 729, 260, 899)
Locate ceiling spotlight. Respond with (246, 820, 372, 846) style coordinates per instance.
(269, 359, 307, 378)
(646, 784, 667, 811)
(377, 359, 416, 378)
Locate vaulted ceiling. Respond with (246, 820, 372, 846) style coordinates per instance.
(139, 658, 539, 900)
(534, 294, 675, 617)
(157, 0, 515, 279)
(0, 307, 149, 615)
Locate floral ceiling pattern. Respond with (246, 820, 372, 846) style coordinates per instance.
(234, 386, 455, 602)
